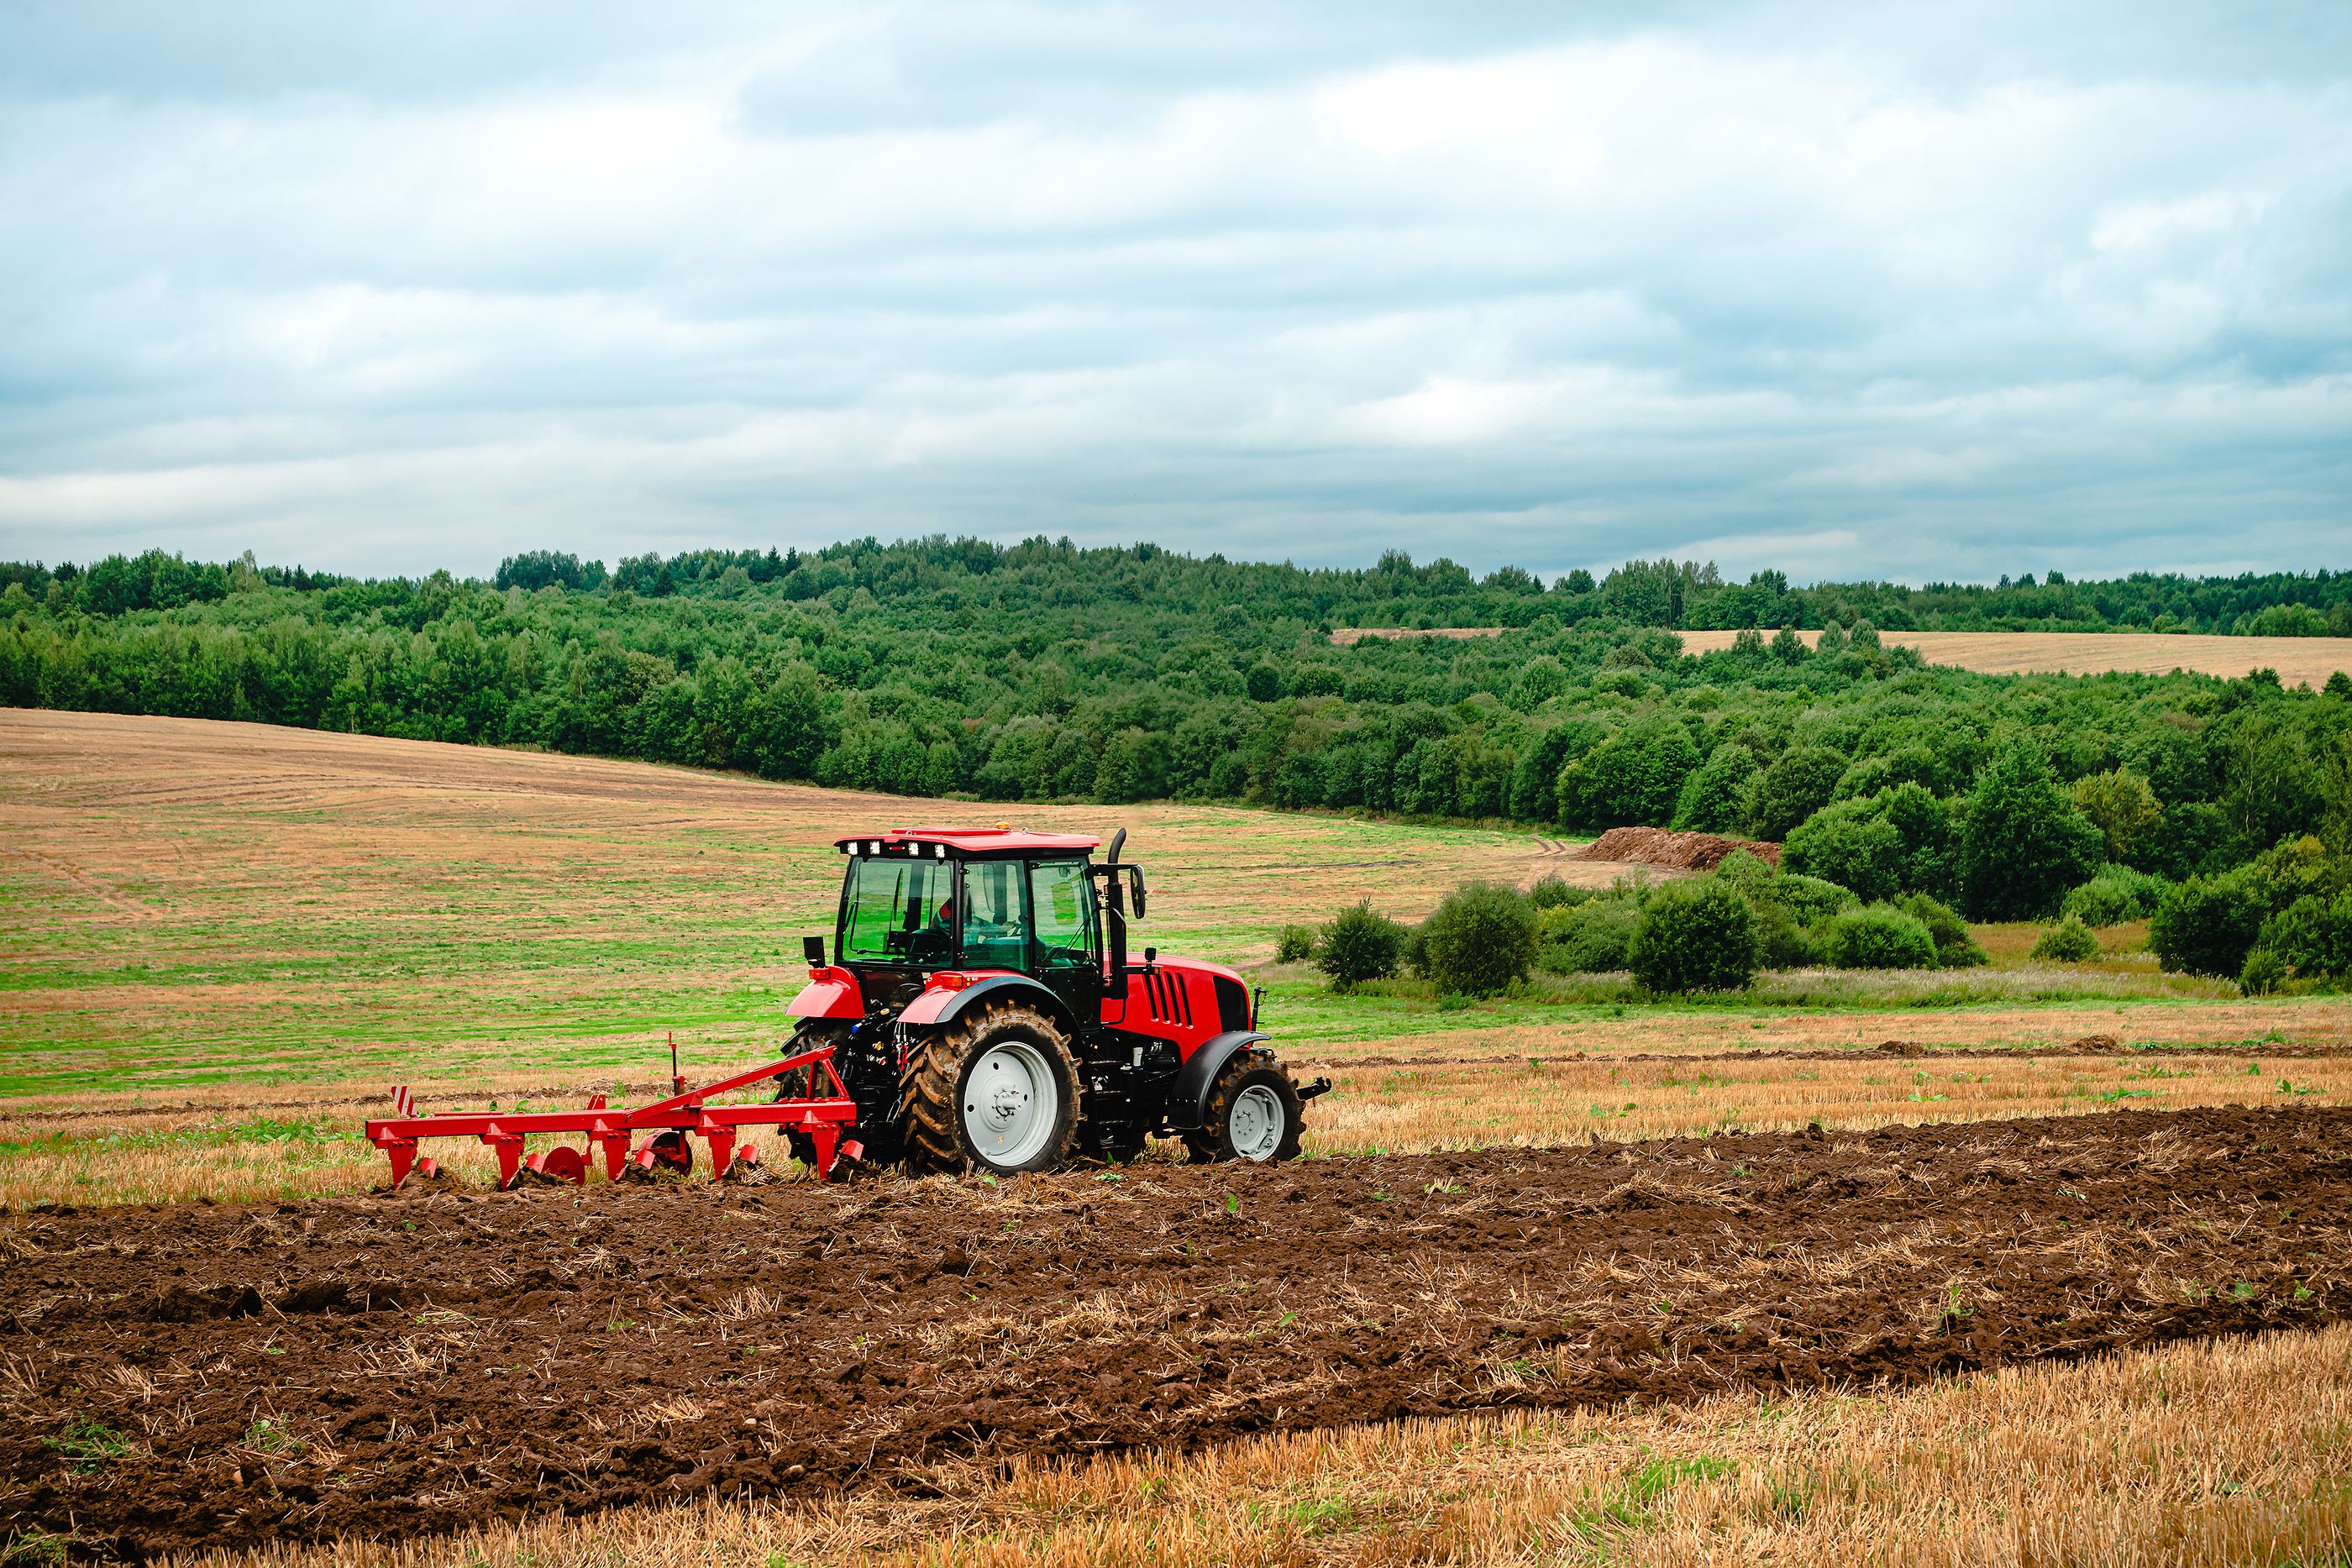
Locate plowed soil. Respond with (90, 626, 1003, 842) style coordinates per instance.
(6, 1107, 2348, 1559)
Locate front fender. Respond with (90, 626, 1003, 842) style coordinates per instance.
(1168, 1030, 1269, 1130)
(900, 972, 1074, 1035)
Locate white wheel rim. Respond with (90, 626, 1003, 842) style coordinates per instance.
(963, 1041, 1058, 1167)
(1229, 1083, 1285, 1162)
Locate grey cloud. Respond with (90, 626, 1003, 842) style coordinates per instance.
(0, 3, 2346, 583)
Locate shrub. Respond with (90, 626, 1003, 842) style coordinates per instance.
(1274, 923, 1316, 964)
(1751, 898, 1824, 968)
(1629, 880, 1759, 993)
(1527, 873, 1581, 910)
(1783, 798, 1905, 902)
(1959, 747, 2104, 919)
(1897, 891, 1989, 968)
(1743, 746, 1849, 841)
(2239, 947, 2290, 995)
(1671, 743, 1761, 833)
(1824, 905, 1940, 969)
(2029, 915, 2101, 962)
(1773, 873, 1858, 925)
(2071, 768, 2162, 863)
(2060, 866, 2168, 926)
(1317, 901, 1405, 989)
(1537, 899, 1643, 973)
(2258, 891, 2352, 979)
(1420, 882, 1540, 996)
(2148, 876, 2266, 978)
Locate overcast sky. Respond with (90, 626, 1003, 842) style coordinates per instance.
(2, 2, 2347, 584)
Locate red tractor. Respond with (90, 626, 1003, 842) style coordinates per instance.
(782, 826, 1326, 1176)
(361, 825, 1324, 1189)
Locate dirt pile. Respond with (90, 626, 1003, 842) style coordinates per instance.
(3, 1107, 2345, 1557)
(1578, 826, 1781, 871)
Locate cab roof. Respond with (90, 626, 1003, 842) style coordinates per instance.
(834, 826, 1101, 857)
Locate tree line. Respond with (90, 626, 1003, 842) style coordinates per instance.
(3, 536, 2349, 928)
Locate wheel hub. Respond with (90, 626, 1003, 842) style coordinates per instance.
(963, 1040, 1057, 1166)
(1229, 1083, 1285, 1162)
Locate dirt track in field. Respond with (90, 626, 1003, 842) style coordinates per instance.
(3, 1107, 2347, 1558)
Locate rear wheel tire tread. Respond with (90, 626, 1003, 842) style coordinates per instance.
(900, 1004, 1080, 1176)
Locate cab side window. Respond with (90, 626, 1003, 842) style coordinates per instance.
(958, 859, 1027, 971)
(1027, 859, 1095, 973)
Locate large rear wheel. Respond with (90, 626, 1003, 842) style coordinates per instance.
(1185, 1049, 1305, 1165)
(900, 1005, 1081, 1176)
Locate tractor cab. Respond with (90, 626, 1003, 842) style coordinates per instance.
(825, 826, 1150, 1020)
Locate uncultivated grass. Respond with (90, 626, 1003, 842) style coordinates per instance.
(169, 1320, 2352, 1567)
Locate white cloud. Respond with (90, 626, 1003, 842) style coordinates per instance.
(0, 2, 2346, 581)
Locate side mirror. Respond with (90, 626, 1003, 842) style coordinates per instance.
(803, 935, 827, 966)
(1127, 865, 1147, 919)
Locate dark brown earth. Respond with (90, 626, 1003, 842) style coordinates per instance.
(5, 1107, 2348, 1560)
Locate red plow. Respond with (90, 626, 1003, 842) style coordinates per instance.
(365, 1040, 859, 1189)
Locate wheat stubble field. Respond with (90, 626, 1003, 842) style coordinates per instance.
(1336, 624, 2352, 686)
(4, 709, 2351, 1565)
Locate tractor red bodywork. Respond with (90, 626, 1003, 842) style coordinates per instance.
(365, 823, 1303, 1188)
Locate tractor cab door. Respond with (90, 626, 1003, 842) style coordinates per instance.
(955, 858, 1028, 971)
(1025, 857, 1101, 1021)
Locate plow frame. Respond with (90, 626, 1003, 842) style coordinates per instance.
(365, 1045, 859, 1188)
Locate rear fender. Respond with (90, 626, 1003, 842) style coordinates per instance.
(785, 967, 864, 1020)
(1167, 1030, 1269, 1131)
(900, 972, 1074, 1036)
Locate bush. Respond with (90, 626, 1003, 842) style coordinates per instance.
(1420, 882, 1540, 996)
(1750, 898, 1824, 968)
(1824, 905, 1940, 969)
(1783, 798, 1905, 902)
(1629, 880, 1759, 993)
(1317, 902, 1406, 989)
(1773, 873, 1858, 925)
(2258, 891, 2352, 979)
(2148, 876, 2266, 978)
(2029, 915, 2101, 962)
(2060, 866, 2168, 926)
(1537, 899, 1642, 973)
(1527, 873, 1581, 910)
(1274, 923, 1316, 963)
(1744, 747, 1849, 841)
(1959, 747, 2104, 919)
(1671, 743, 1761, 833)
(1896, 891, 1989, 968)
(2239, 947, 2289, 995)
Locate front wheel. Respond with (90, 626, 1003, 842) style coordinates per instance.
(1185, 1051, 1305, 1164)
(900, 1005, 1081, 1176)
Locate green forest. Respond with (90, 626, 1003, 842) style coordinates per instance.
(4, 538, 2350, 981)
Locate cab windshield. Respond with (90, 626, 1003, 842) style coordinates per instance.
(839, 855, 957, 965)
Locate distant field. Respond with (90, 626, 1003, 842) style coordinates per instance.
(1336, 625, 2352, 684)
(1677, 627, 2352, 684)
(0, 709, 1599, 1101)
